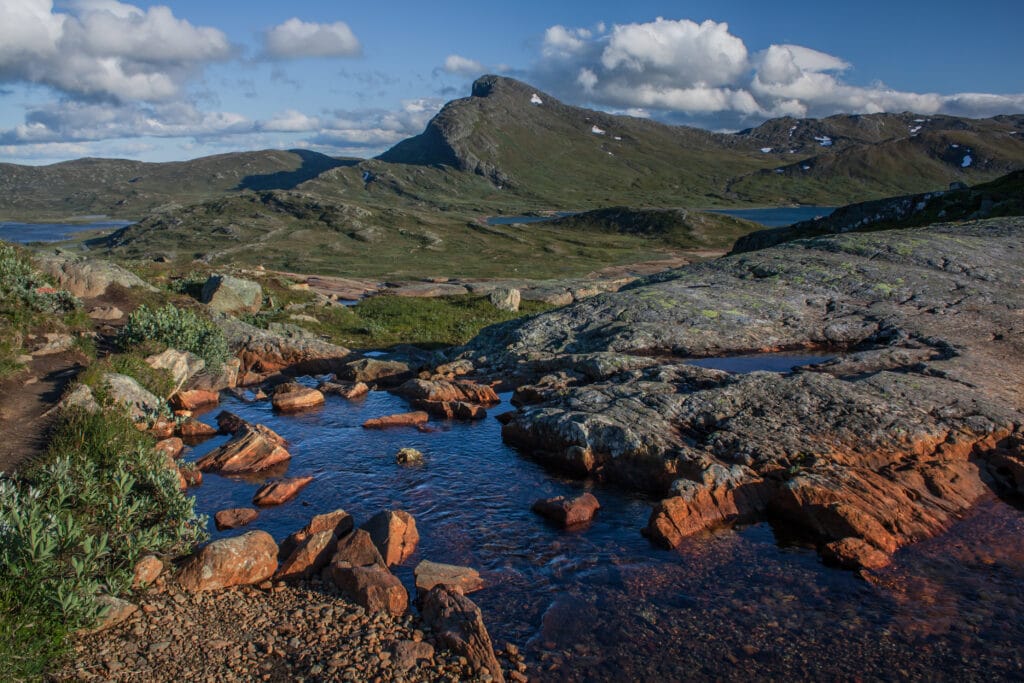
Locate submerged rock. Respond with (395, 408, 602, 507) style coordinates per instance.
(214, 507, 259, 530)
(252, 476, 315, 506)
(531, 492, 601, 527)
(362, 411, 429, 429)
(271, 382, 325, 412)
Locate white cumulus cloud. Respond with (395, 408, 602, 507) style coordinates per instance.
(0, 0, 230, 102)
(264, 18, 361, 59)
(443, 54, 485, 75)
(525, 17, 1024, 128)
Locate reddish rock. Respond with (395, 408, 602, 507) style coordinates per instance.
(180, 467, 202, 487)
(339, 358, 413, 387)
(171, 389, 220, 411)
(330, 564, 408, 616)
(252, 476, 315, 506)
(279, 509, 355, 560)
(319, 380, 369, 400)
(215, 410, 250, 435)
(154, 437, 184, 459)
(214, 507, 259, 530)
(394, 379, 499, 405)
(413, 400, 487, 421)
(148, 419, 176, 439)
(276, 530, 339, 581)
(824, 537, 892, 571)
(362, 411, 429, 429)
(81, 596, 137, 635)
(361, 510, 419, 566)
(531, 492, 601, 528)
(178, 530, 278, 592)
(393, 640, 436, 673)
(414, 560, 484, 596)
(178, 418, 217, 439)
(331, 529, 386, 568)
(420, 586, 505, 682)
(132, 555, 163, 588)
(271, 383, 325, 412)
(646, 466, 772, 548)
(195, 424, 290, 474)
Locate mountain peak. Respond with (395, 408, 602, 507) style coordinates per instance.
(470, 74, 536, 99)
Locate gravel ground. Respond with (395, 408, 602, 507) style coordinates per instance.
(52, 574, 528, 682)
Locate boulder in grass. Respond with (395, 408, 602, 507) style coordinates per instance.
(178, 530, 278, 592)
(132, 555, 163, 588)
(201, 274, 262, 315)
(488, 287, 521, 312)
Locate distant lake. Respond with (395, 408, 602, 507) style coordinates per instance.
(711, 206, 834, 227)
(487, 206, 834, 228)
(486, 212, 576, 225)
(0, 219, 133, 244)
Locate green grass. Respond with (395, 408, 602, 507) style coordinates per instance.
(244, 293, 553, 349)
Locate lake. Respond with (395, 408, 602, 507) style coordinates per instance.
(180, 354, 1024, 680)
(710, 205, 835, 227)
(486, 206, 834, 228)
(0, 219, 133, 243)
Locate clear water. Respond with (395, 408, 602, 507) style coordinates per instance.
(710, 206, 835, 227)
(182, 377, 1024, 680)
(0, 219, 132, 243)
(685, 353, 833, 373)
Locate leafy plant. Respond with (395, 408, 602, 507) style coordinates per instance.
(116, 303, 228, 369)
(0, 407, 206, 679)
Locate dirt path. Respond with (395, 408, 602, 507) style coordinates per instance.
(0, 351, 84, 473)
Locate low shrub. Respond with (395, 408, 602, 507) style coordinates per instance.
(0, 407, 206, 679)
(116, 303, 228, 370)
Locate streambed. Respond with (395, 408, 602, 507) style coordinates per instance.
(182, 358, 1024, 680)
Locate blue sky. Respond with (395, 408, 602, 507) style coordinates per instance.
(1, 0, 1022, 164)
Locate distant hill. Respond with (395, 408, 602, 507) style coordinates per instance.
(2, 76, 1023, 221)
(0, 149, 353, 220)
(730, 169, 1024, 253)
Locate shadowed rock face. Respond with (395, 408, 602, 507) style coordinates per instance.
(465, 217, 1024, 569)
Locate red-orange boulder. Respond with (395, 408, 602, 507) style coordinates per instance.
(178, 530, 278, 592)
(362, 412, 429, 429)
(252, 476, 314, 506)
(531, 492, 601, 528)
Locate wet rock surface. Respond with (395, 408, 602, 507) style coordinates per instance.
(466, 218, 1024, 567)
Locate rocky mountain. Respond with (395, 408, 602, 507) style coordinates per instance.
(377, 75, 1024, 206)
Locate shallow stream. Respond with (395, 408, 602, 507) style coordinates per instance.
(183, 359, 1024, 680)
